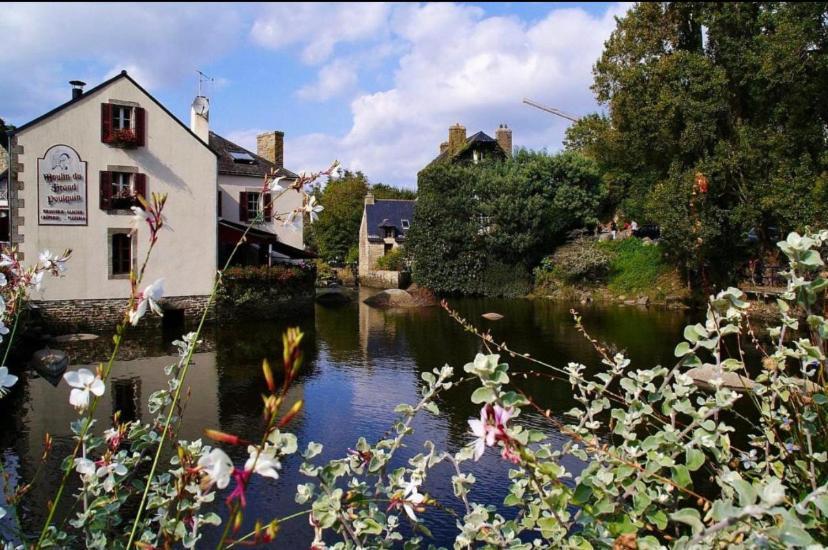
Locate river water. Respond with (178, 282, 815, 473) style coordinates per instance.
(0, 290, 692, 547)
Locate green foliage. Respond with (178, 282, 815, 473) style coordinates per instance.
(375, 247, 406, 271)
(571, 2, 828, 284)
(600, 238, 669, 294)
(536, 237, 612, 285)
(308, 171, 369, 263)
(371, 183, 416, 200)
(218, 264, 316, 307)
(345, 245, 359, 266)
(409, 150, 605, 295)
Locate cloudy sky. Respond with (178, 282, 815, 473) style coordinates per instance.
(0, 2, 628, 188)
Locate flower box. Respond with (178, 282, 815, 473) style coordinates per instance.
(104, 128, 139, 148)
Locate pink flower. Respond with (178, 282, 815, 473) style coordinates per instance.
(467, 404, 516, 462)
(226, 468, 252, 508)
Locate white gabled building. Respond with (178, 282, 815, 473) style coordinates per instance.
(8, 71, 218, 330)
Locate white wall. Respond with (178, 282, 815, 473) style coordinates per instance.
(218, 173, 304, 250)
(15, 76, 217, 300)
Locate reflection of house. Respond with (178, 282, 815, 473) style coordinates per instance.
(206, 131, 311, 266)
(425, 123, 512, 167)
(8, 72, 217, 328)
(358, 193, 415, 287)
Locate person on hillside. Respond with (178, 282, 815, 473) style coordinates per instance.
(610, 220, 618, 240)
(631, 220, 638, 233)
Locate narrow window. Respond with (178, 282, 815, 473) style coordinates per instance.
(111, 233, 132, 276)
(384, 243, 393, 255)
(247, 191, 261, 220)
(112, 106, 132, 130)
(385, 227, 394, 239)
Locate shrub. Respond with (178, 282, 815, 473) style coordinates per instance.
(539, 237, 611, 284)
(375, 247, 406, 271)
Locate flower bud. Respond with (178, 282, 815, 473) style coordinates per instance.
(204, 429, 245, 446)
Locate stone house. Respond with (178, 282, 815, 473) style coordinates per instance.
(8, 71, 218, 329)
(358, 193, 415, 288)
(426, 123, 512, 167)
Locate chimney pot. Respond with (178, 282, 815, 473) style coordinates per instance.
(257, 131, 284, 169)
(69, 80, 86, 100)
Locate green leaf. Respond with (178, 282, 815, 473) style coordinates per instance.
(674, 342, 691, 357)
(685, 448, 705, 471)
(669, 507, 704, 535)
(572, 483, 593, 505)
(470, 386, 496, 404)
(671, 465, 692, 488)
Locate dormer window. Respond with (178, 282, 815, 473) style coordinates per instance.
(401, 219, 410, 230)
(384, 227, 395, 239)
(101, 103, 145, 147)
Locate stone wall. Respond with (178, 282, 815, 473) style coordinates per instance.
(30, 295, 214, 333)
(360, 270, 411, 289)
(216, 278, 314, 322)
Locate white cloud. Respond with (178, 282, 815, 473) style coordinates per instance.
(296, 59, 358, 101)
(281, 2, 629, 187)
(251, 3, 391, 64)
(0, 3, 243, 123)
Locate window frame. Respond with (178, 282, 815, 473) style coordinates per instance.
(246, 191, 261, 220)
(108, 229, 136, 279)
(112, 105, 133, 131)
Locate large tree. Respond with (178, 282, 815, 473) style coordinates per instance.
(567, 2, 828, 283)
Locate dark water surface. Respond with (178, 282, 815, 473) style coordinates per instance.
(0, 291, 692, 547)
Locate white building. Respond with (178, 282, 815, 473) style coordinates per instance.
(8, 71, 218, 329)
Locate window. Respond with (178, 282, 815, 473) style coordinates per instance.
(247, 191, 261, 219)
(111, 232, 132, 276)
(100, 171, 145, 210)
(230, 151, 255, 164)
(384, 243, 393, 255)
(112, 106, 132, 130)
(401, 219, 410, 230)
(101, 103, 145, 146)
(384, 227, 395, 239)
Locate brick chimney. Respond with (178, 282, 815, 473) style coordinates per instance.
(365, 191, 375, 206)
(257, 131, 284, 169)
(448, 123, 466, 155)
(439, 141, 449, 154)
(496, 124, 512, 157)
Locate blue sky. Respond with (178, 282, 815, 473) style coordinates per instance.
(1, 2, 627, 187)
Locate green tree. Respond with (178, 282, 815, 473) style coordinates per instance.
(310, 171, 369, 263)
(570, 2, 828, 283)
(371, 183, 416, 200)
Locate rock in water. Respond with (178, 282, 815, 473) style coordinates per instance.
(364, 289, 417, 308)
(316, 287, 354, 305)
(482, 312, 504, 321)
(30, 348, 69, 387)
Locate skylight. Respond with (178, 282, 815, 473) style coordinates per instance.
(230, 151, 255, 164)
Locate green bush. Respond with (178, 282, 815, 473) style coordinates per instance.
(479, 261, 532, 297)
(537, 238, 611, 284)
(375, 247, 406, 271)
(345, 245, 359, 267)
(599, 237, 667, 294)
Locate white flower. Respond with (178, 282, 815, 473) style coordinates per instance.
(0, 366, 17, 397)
(31, 271, 44, 291)
(245, 445, 281, 480)
(468, 407, 496, 461)
(38, 250, 67, 274)
(74, 457, 96, 477)
(198, 448, 234, 489)
(130, 278, 164, 326)
(0, 506, 5, 520)
(283, 210, 302, 233)
(0, 273, 7, 287)
(96, 461, 128, 492)
(64, 368, 105, 411)
(303, 195, 323, 223)
(402, 478, 426, 522)
(268, 176, 290, 192)
(130, 206, 152, 235)
(0, 254, 14, 268)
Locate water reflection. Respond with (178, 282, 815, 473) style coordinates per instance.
(0, 292, 692, 546)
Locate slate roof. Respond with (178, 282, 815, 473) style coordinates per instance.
(365, 199, 416, 242)
(425, 130, 501, 168)
(208, 132, 298, 179)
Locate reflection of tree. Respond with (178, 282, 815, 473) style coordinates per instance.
(315, 301, 360, 361)
(214, 314, 317, 430)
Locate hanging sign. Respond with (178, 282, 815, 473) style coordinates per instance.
(38, 145, 88, 225)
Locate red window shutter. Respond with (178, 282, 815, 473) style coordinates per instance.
(101, 103, 113, 143)
(263, 192, 272, 222)
(134, 173, 147, 199)
(135, 107, 146, 146)
(100, 171, 113, 209)
(239, 192, 248, 222)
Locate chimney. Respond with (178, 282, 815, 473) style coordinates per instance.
(496, 124, 512, 158)
(439, 141, 449, 154)
(69, 80, 86, 100)
(257, 131, 284, 169)
(190, 95, 210, 143)
(365, 191, 375, 206)
(448, 123, 466, 155)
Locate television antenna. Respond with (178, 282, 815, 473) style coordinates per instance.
(522, 97, 580, 123)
